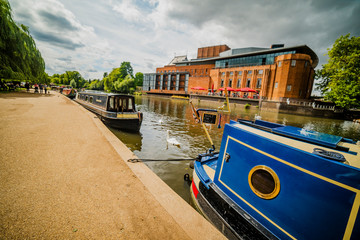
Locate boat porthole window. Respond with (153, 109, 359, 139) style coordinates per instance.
(248, 165, 280, 199)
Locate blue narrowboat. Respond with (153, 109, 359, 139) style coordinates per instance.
(191, 119, 360, 240)
(75, 91, 143, 132)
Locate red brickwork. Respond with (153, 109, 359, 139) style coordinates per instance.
(150, 48, 315, 101)
(197, 45, 230, 59)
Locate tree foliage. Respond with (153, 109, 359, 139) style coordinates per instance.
(49, 71, 86, 88)
(102, 62, 141, 94)
(134, 72, 143, 87)
(0, 0, 46, 82)
(119, 61, 133, 79)
(315, 34, 360, 109)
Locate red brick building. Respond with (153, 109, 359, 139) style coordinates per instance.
(143, 44, 318, 101)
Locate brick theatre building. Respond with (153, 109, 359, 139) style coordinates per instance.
(143, 44, 318, 101)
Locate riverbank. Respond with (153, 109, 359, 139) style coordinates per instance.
(0, 91, 225, 239)
(189, 94, 360, 120)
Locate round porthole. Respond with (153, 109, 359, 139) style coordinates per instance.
(248, 165, 280, 199)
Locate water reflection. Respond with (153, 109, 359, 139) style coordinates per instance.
(110, 95, 360, 203)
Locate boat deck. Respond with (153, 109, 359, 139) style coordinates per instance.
(232, 123, 360, 168)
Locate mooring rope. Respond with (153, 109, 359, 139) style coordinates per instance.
(127, 158, 196, 163)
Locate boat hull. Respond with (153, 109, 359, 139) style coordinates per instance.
(191, 164, 276, 240)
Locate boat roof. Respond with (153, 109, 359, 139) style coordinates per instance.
(78, 91, 134, 98)
(234, 120, 360, 169)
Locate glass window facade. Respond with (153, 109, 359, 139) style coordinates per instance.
(215, 51, 296, 68)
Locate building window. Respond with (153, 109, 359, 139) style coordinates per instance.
(222, 72, 225, 76)
(246, 78, 251, 88)
(258, 70, 263, 75)
(278, 61, 282, 67)
(206, 69, 208, 74)
(275, 82, 278, 88)
(229, 79, 232, 87)
(291, 60, 296, 66)
(304, 62, 308, 68)
(256, 78, 262, 88)
(287, 84, 292, 91)
(221, 79, 224, 87)
(230, 71, 233, 76)
(248, 70, 252, 75)
(237, 79, 241, 88)
(238, 71, 242, 75)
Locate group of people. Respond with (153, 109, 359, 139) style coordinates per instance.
(28, 83, 48, 94)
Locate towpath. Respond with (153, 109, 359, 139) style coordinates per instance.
(0, 91, 224, 239)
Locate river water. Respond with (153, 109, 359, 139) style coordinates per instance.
(109, 95, 360, 203)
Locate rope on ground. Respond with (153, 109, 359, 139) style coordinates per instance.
(128, 158, 196, 163)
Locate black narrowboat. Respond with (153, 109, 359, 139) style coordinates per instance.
(74, 91, 143, 132)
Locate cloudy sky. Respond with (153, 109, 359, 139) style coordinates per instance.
(9, 0, 360, 80)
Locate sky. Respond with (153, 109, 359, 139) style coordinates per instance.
(9, 0, 360, 80)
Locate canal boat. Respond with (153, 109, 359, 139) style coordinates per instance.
(191, 119, 360, 240)
(62, 88, 76, 99)
(75, 91, 143, 132)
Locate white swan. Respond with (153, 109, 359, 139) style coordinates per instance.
(159, 118, 164, 124)
(167, 130, 180, 146)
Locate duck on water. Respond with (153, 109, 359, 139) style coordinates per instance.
(74, 91, 143, 132)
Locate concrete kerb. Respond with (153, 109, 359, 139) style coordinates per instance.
(62, 93, 225, 240)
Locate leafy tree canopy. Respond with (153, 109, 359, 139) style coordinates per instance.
(315, 34, 360, 109)
(49, 71, 86, 88)
(0, 0, 46, 82)
(119, 61, 133, 79)
(134, 72, 143, 87)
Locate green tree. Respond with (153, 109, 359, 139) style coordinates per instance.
(70, 79, 76, 88)
(134, 72, 143, 87)
(0, 0, 45, 82)
(114, 75, 134, 93)
(316, 34, 360, 109)
(119, 62, 133, 79)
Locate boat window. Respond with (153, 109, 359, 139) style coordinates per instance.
(122, 98, 127, 111)
(89, 96, 93, 103)
(128, 98, 133, 110)
(109, 96, 115, 111)
(248, 165, 280, 199)
(85, 96, 88, 101)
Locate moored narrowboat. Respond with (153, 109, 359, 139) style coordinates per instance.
(191, 119, 360, 240)
(62, 88, 76, 99)
(74, 91, 143, 132)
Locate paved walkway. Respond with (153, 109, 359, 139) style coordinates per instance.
(0, 91, 224, 239)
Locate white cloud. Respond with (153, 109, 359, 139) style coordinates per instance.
(9, 0, 360, 80)
(112, 0, 143, 22)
